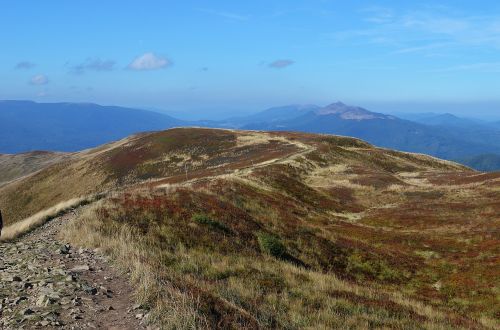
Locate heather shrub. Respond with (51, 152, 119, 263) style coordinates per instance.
(257, 232, 287, 258)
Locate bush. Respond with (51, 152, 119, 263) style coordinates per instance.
(257, 232, 287, 258)
(192, 213, 231, 233)
(346, 252, 404, 282)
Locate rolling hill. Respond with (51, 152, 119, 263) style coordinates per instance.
(0, 100, 185, 153)
(1, 128, 498, 329)
(0, 150, 70, 187)
(2, 100, 500, 170)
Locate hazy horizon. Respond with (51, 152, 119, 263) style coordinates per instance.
(3, 98, 500, 122)
(1, 0, 500, 119)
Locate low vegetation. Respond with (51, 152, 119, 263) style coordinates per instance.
(1, 128, 498, 329)
(192, 213, 231, 234)
(62, 198, 479, 329)
(257, 232, 287, 259)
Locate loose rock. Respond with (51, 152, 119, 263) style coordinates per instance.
(0, 210, 147, 329)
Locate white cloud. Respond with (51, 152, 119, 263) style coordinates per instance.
(269, 59, 295, 69)
(30, 74, 48, 85)
(128, 53, 171, 71)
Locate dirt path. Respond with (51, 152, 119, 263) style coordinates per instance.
(0, 210, 150, 329)
(157, 136, 316, 189)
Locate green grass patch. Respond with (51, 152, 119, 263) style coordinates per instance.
(192, 213, 231, 234)
(257, 232, 287, 259)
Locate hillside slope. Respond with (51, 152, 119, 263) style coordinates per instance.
(1, 128, 498, 329)
(0, 100, 185, 153)
(0, 151, 70, 186)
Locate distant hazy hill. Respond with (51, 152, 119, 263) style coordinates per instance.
(231, 104, 320, 125)
(241, 102, 500, 165)
(397, 112, 486, 128)
(0, 100, 185, 153)
(460, 154, 500, 172)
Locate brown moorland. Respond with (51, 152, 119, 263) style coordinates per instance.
(1, 128, 498, 329)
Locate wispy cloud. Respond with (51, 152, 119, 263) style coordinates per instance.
(30, 74, 48, 85)
(362, 6, 395, 24)
(128, 53, 172, 71)
(334, 6, 500, 56)
(435, 62, 500, 73)
(268, 59, 295, 69)
(401, 14, 469, 34)
(70, 58, 115, 74)
(196, 8, 249, 21)
(391, 42, 453, 54)
(15, 61, 35, 69)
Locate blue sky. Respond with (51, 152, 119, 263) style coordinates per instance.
(1, 0, 500, 119)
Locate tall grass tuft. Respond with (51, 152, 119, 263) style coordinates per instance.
(0, 194, 102, 242)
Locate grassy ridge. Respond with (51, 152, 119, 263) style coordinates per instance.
(1, 128, 498, 328)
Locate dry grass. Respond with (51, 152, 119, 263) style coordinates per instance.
(2, 128, 498, 329)
(61, 203, 211, 329)
(60, 198, 489, 329)
(0, 195, 99, 242)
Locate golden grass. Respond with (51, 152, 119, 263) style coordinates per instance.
(0, 195, 99, 242)
(0, 151, 70, 187)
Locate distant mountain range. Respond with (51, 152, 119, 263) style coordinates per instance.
(0, 100, 184, 153)
(1, 100, 499, 171)
(226, 102, 500, 170)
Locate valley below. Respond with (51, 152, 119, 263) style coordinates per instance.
(1, 128, 499, 329)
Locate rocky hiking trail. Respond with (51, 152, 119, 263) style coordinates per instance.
(0, 210, 150, 329)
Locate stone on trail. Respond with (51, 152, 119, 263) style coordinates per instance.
(21, 308, 35, 315)
(59, 244, 71, 255)
(69, 264, 91, 273)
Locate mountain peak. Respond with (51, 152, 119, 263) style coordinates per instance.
(316, 102, 392, 120)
